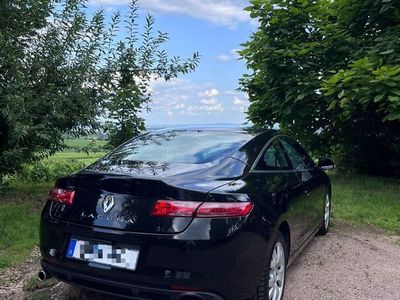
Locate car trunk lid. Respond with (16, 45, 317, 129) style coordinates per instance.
(50, 172, 208, 234)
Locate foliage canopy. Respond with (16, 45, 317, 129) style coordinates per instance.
(0, 0, 199, 176)
(240, 0, 400, 174)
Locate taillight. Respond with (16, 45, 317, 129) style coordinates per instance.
(170, 284, 202, 291)
(196, 202, 254, 217)
(151, 200, 201, 217)
(151, 200, 253, 218)
(49, 188, 75, 206)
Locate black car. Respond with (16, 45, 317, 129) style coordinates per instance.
(39, 128, 334, 300)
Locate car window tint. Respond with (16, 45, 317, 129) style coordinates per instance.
(280, 137, 315, 170)
(107, 130, 251, 164)
(256, 140, 290, 170)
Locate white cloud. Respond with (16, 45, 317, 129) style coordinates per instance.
(197, 88, 224, 112)
(200, 98, 218, 105)
(89, 0, 250, 28)
(174, 103, 185, 109)
(233, 96, 245, 106)
(139, 78, 251, 125)
(216, 54, 231, 62)
(232, 96, 248, 112)
(188, 102, 224, 113)
(146, 78, 225, 114)
(198, 88, 219, 98)
(216, 48, 241, 62)
(224, 90, 239, 95)
(203, 102, 224, 112)
(231, 49, 241, 57)
(198, 97, 224, 112)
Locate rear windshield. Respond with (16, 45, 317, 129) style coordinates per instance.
(108, 130, 250, 164)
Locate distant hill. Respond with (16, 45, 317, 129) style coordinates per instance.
(146, 123, 246, 130)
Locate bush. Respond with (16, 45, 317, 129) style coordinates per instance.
(17, 160, 86, 183)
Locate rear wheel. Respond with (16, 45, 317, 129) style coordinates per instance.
(318, 191, 331, 235)
(255, 232, 287, 300)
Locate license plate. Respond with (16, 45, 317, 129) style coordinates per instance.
(66, 238, 139, 271)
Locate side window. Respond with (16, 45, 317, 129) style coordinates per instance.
(255, 140, 290, 170)
(280, 138, 315, 170)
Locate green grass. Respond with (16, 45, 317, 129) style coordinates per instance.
(48, 152, 105, 165)
(0, 152, 103, 269)
(53, 138, 107, 164)
(5, 182, 54, 197)
(0, 202, 40, 268)
(0, 139, 105, 269)
(331, 174, 400, 234)
(0, 183, 50, 269)
(63, 138, 107, 150)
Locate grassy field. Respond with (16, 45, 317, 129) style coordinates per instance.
(48, 152, 105, 165)
(63, 138, 107, 150)
(331, 174, 400, 233)
(0, 142, 399, 269)
(56, 138, 107, 163)
(0, 185, 48, 269)
(0, 139, 105, 269)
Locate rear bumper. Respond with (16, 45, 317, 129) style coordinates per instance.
(40, 203, 271, 300)
(41, 260, 222, 300)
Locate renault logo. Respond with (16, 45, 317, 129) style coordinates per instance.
(102, 194, 115, 214)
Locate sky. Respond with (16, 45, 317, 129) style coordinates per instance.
(88, 0, 254, 126)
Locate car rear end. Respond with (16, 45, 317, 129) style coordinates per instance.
(39, 130, 270, 300)
(40, 176, 269, 299)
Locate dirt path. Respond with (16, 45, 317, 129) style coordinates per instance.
(0, 247, 41, 300)
(1, 222, 399, 300)
(286, 222, 400, 300)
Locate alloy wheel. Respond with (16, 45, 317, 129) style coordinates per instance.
(324, 193, 330, 229)
(268, 241, 285, 300)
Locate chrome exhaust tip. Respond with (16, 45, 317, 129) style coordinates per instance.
(38, 269, 49, 281)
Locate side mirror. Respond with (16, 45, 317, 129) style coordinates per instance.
(318, 157, 335, 170)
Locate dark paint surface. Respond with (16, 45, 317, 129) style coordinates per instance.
(40, 128, 331, 300)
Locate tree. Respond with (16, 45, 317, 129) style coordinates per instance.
(0, 0, 199, 176)
(101, 5, 199, 147)
(240, 0, 400, 175)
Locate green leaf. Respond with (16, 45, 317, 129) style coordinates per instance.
(379, 49, 394, 55)
(390, 89, 400, 96)
(379, 4, 392, 14)
(289, 7, 300, 14)
(338, 90, 345, 98)
(339, 97, 349, 107)
(386, 113, 400, 121)
(388, 95, 400, 102)
(374, 94, 385, 102)
(298, 48, 309, 55)
(384, 82, 397, 87)
(327, 100, 337, 110)
(324, 89, 336, 96)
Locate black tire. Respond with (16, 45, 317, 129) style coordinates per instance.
(254, 231, 288, 300)
(318, 190, 331, 236)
